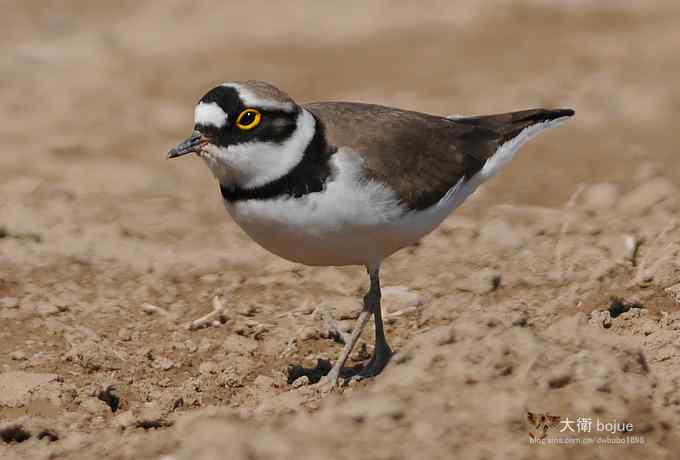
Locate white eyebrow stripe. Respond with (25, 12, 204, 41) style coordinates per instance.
(221, 83, 296, 112)
(194, 102, 227, 128)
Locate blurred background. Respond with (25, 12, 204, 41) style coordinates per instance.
(3, 0, 679, 211)
(2, 2, 680, 459)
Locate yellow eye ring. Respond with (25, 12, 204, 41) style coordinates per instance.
(236, 109, 261, 130)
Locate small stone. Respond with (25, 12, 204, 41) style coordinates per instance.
(456, 268, 502, 295)
(238, 304, 259, 317)
(198, 338, 212, 353)
(589, 310, 613, 329)
(1, 297, 19, 309)
(432, 326, 457, 346)
(382, 286, 423, 314)
(135, 403, 169, 429)
(291, 375, 310, 388)
(328, 297, 362, 320)
(36, 303, 59, 317)
(299, 326, 320, 341)
(80, 397, 109, 415)
(52, 297, 71, 312)
(152, 357, 175, 371)
(199, 274, 220, 284)
(141, 303, 167, 315)
(296, 303, 316, 315)
(184, 340, 198, 353)
(10, 351, 28, 361)
(118, 328, 132, 341)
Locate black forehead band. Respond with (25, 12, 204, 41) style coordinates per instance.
(199, 85, 242, 115)
(199, 85, 297, 117)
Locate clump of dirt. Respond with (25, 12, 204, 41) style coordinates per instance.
(609, 297, 643, 319)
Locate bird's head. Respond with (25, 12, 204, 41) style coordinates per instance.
(168, 81, 315, 189)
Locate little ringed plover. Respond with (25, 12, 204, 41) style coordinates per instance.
(168, 80, 574, 387)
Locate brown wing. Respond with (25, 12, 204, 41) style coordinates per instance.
(304, 102, 573, 210)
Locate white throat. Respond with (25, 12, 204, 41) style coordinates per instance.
(200, 109, 316, 189)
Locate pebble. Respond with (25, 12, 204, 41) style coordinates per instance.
(52, 297, 71, 312)
(199, 274, 220, 284)
(10, 351, 28, 361)
(589, 310, 613, 329)
(381, 286, 423, 314)
(135, 403, 167, 428)
(80, 397, 110, 415)
(198, 338, 212, 353)
(141, 303, 166, 315)
(184, 339, 198, 353)
(456, 268, 502, 295)
(328, 297, 362, 320)
(152, 357, 176, 371)
(36, 302, 59, 317)
(118, 328, 132, 341)
(238, 304, 259, 317)
(0, 297, 19, 309)
(299, 326, 320, 341)
(291, 375, 309, 388)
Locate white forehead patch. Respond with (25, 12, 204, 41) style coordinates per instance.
(194, 102, 227, 128)
(222, 83, 296, 112)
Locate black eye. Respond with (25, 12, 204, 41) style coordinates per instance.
(240, 111, 255, 125)
(236, 109, 261, 130)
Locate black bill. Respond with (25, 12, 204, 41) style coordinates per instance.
(167, 131, 207, 159)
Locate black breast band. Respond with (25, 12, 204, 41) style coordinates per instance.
(220, 114, 335, 202)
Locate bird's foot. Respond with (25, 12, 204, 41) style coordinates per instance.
(188, 296, 229, 330)
(350, 343, 392, 383)
(316, 370, 341, 394)
(310, 361, 362, 393)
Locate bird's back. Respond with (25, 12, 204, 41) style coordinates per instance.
(304, 101, 573, 210)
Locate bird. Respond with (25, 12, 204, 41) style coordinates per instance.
(168, 80, 574, 388)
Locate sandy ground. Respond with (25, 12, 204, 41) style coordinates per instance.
(2, 1, 680, 459)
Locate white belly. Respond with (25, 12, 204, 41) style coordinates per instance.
(223, 149, 471, 267)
